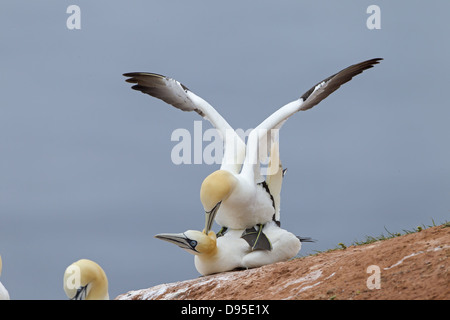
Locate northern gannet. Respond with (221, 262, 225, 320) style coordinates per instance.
(155, 219, 303, 276)
(63, 259, 109, 300)
(124, 58, 382, 230)
(0, 256, 10, 300)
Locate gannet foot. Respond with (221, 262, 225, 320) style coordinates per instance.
(216, 226, 228, 238)
(241, 224, 272, 251)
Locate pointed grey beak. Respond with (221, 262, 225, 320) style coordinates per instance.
(204, 201, 221, 234)
(71, 285, 88, 300)
(154, 233, 198, 253)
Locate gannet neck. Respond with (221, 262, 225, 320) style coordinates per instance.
(200, 170, 237, 212)
(63, 259, 109, 300)
(197, 231, 217, 256)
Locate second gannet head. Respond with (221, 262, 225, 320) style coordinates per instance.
(155, 194, 220, 256)
(155, 230, 217, 256)
(63, 259, 109, 300)
(200, 170, 237, 231)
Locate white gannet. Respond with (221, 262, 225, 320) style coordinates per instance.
(63, 259, 109, 300)
(124, 58, 382, 230)
(155, 219, 303, 276)
(0, 255, 10, 300)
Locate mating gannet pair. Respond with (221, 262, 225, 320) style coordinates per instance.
(154, 196, 315, 276)
(63, 259, 109, 300)
(155, 141, 313, 275)
(123, 58, 383, 234)
(0, 256, 10, 300)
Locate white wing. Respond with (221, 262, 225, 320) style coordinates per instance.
(123, 72, 245, 173)
(242, 58, 383, 180)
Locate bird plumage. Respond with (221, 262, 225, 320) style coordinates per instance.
(155, 220, 301, 276)
(124, 58, 382, 230)
(154, 127, 317, 274)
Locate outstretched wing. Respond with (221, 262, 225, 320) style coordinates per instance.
(124, 73, 203, 114)
(242, 58, 383, 180)
(123, 72, 245, 173)
(256, 58, 382, 132)
(299, 58, 383, 111)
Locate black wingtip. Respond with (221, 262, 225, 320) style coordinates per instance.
(299, 57, 383, 108)
(123, 72, 166, 78)
(363, 57, 383, 68)
(130, 84, 141, 90)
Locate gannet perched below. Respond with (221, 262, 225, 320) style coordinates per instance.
(0, 256, 10, 300)
(124, 58, 382, 231)
(155, 218, 303, 276)
(63, 259, 109, 300)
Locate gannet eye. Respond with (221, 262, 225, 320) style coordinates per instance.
(189, 240, 197, 248)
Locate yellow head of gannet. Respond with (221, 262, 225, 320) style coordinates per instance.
(200, 170, 237, 231)
(155, 230, 217, 256)
(0, 255, 10, 300)
(155, 205, 223, 274)
(63, 259, 109, 300)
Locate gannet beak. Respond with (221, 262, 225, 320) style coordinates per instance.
(71, 285, 88, 300)
(155, 233, 199, 253)
(204, 201, 221, 234)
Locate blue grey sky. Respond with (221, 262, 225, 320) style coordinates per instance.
(1, 1, 449, 299)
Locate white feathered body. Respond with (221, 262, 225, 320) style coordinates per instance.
(194, 221, 301, 276)
(215, 175, 275, 229)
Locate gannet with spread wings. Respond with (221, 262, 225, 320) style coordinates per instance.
(124, 58, 382, 231)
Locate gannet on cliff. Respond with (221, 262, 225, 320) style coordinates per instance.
(0, 256, 10, 300)
(63, 259, 109, 300)
(124, 58, 382, 231)
(155, 217, 303, 276)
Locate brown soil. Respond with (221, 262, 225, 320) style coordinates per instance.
(117, 224, 449, 300)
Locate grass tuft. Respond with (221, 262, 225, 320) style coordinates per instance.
(298, 219, 448, 258)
